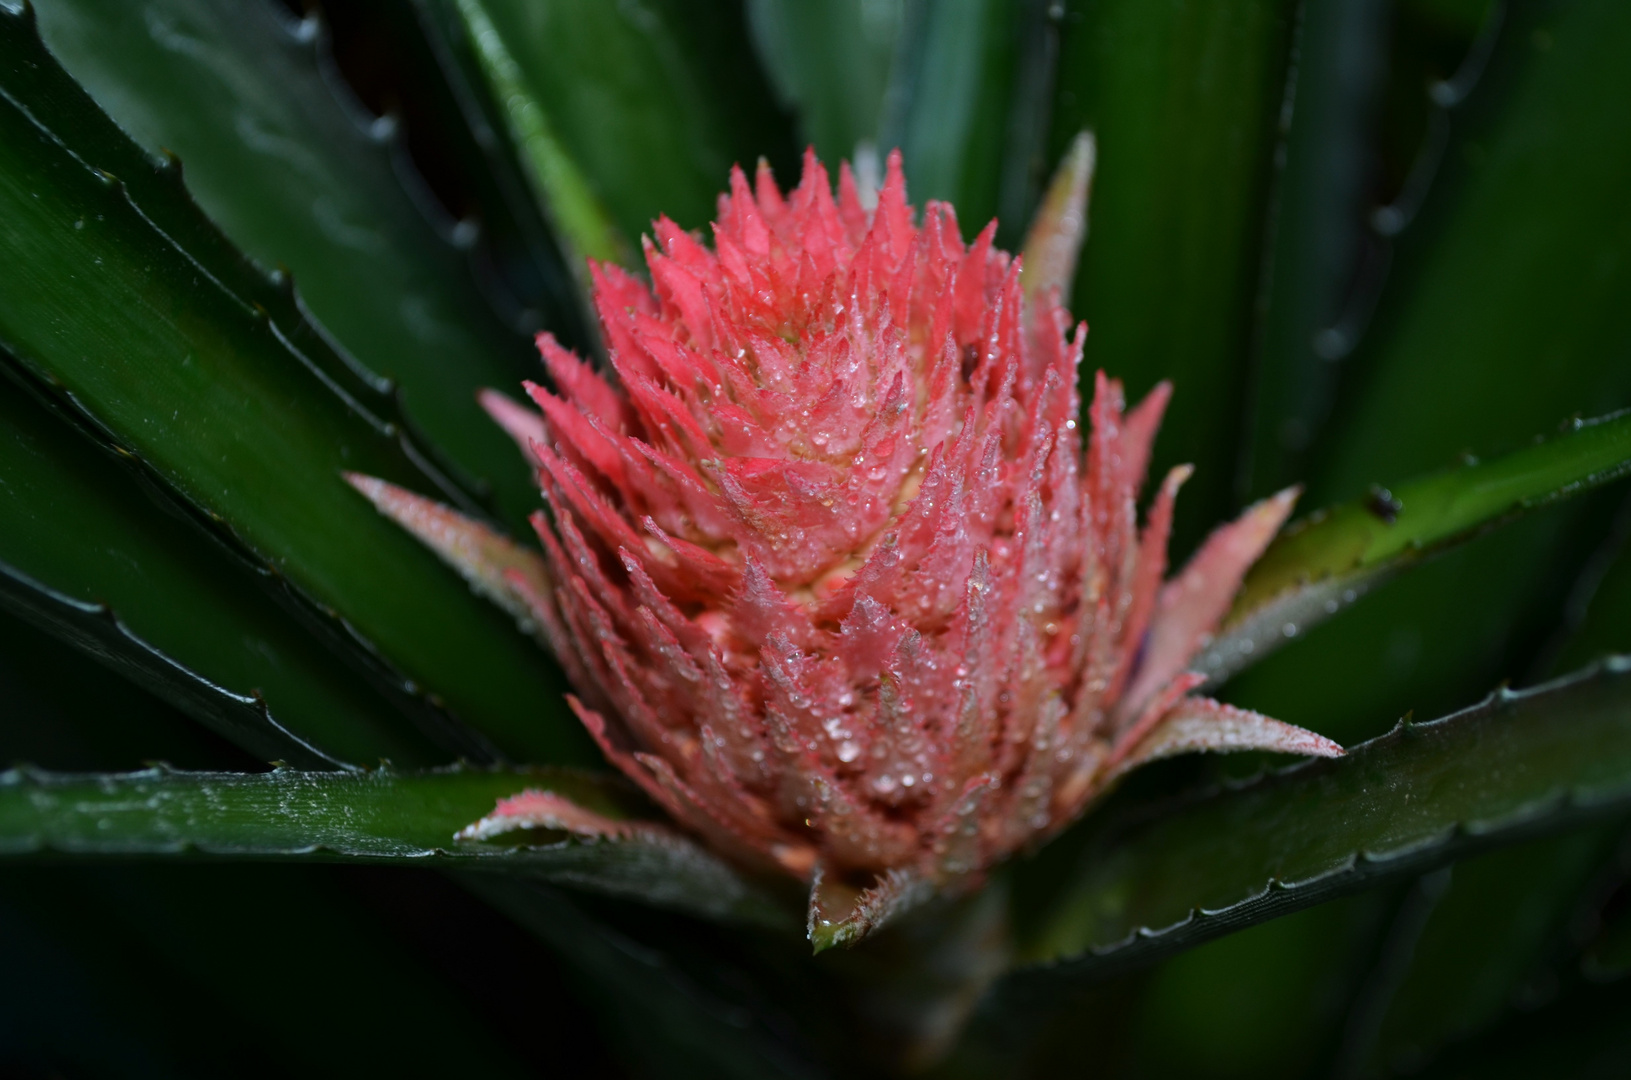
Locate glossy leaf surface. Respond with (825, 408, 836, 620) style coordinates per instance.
(0, 763, 790, 927)
(1012, 656, 1631, 978)
(746, 0, 900, 165)
(1198, 408, 1631, 683)
(1049, 0, 1297, 553)
(449, 0, 796, 252)
(31, 0, 543, 527)
(0, 6, 589, 765)
(884, 0, 1059, 247)
(1227, 0, 1631, 749)
(0, 378, 437, 769)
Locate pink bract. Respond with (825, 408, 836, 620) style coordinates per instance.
(485, 149, 1340, 934)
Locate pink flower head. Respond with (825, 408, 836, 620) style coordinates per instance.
(483, 149, 1340, 943)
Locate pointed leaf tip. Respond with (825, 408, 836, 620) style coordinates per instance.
(1021, 131, 1096, 305)
(477, 388, 547, 465)
(456, 788, 659, 842)
(344, 473, 551, 631)
(1111, 696, 1344, 781)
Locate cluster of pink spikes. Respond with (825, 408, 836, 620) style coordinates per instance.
(467, 149, 1340, 934)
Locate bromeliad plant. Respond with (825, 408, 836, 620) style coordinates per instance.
(355, 147, 1342, 946)
(3, 0, 1631, 1076)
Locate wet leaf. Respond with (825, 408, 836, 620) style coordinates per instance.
(1198, 408, 1631, 684)
(1227, 0, 1631, 745)
(0, 763, 792, 928)
(745, 0, 901, 164)
(0, 6, 591, 765)
(1048, 0, 1299, 555)
(884, 0, 1063, 247)
(0, 372, 436, 769)
(31, 0, 544, 528)
(443, 0, 797, 256)
(1006, 655, 1631, 984)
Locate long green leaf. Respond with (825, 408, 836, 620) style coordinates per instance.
(1227, 0, 1631, 747)
(883, 0, 1059, 247)
(1197, 408, 1631, 684)
(0, 601, 259, 771)
(0, 763, 792, 928)
(1007, 655, 1631, 982)
(0, 5, 590, 765)
(746, 0, 901, 165)
(1237, 0, 1393, 499)
(0, 371, 437, 769)
(446, 0, 797, 259)
(452, 0, 628, 274)
(1047, 0, 1298, 555)
(30, 0, 544, 528)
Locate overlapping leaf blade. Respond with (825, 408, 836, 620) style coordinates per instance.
(1197, 408, 1631, 683)
(0, 762, 793, 928)
(31, 0, 544, 527)
(1006, 656, 1631, 984)
(1047, 0, 1299, 554)
(445, 0, 797, 259)
(0, 373, 440, 769)
(0, 6, 591, 764)
(1227, 0, 1631, 745)
(1348, 825, 1625, 1075)
(883, 0, 1059, 247)
(745, 0, 900, 166)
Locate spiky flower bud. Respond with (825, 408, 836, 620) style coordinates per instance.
(467, 150, 1339, 944)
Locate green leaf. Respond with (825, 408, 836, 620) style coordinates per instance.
(0, 374, 438, 769)
(1226, 0, 1631, 746)
(1550, 492, 1631, 674)
(1197, 408, 1631, 684)
(1236, 0, 1393, 499)
(451, 0, 629, 274)
(0, 763, 793, 928)
(30, 0, 544, 529)
(355, 0, 595, 350)
(1047, 0, 1298, 555)
(883, 0, 1060, 246)
(1310, 0, 1631, 504)
(0, 6, 592, 765)
(1008, 655, 1631, 981)
(0, 601, 261, 771)
(444, 0, 798, 257)
(745, 0, 901, 165)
